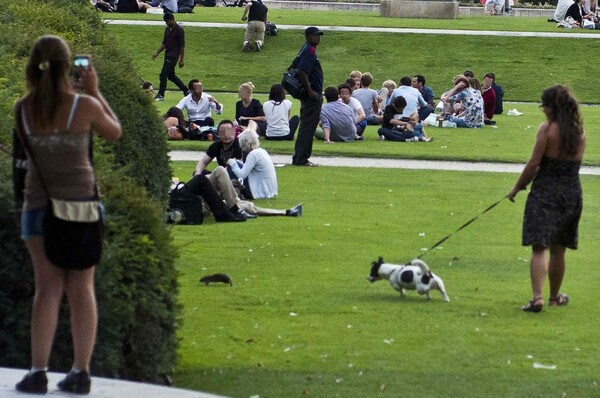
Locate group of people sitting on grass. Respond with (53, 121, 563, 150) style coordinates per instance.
(162, 79, 300, 141)
(550, 0, 600, 28)
(158, 69, 504, 145)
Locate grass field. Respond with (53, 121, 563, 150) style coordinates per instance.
(106, 8, 600, 397)
(107, 23, 600, 103)
(170, 161, 600, 397)
(104, 8, 600, 33)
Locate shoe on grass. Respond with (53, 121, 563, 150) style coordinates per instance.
(154, 94, 164, 102)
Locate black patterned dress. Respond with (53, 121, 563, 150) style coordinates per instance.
(523, 157, 583, 249)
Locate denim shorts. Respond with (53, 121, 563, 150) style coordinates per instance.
(21, 207, 46, 240)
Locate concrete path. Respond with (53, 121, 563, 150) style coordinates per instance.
(169, 151, 600, 175)
(0, 368, 227, 398)
(104, 20, 600, 40)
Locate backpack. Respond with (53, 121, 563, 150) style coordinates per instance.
(167, 183, 204, 225)
(265, 21, 278, 36)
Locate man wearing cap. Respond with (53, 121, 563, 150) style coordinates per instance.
(291, 26, 324, 167)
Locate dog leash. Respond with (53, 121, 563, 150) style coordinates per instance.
(415, 196, 508, 261)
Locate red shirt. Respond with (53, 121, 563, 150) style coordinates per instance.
(482, 88, 496, 120)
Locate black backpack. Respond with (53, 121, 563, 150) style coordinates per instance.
(265, 21, 278, 36)
(167, 183, 204, 225)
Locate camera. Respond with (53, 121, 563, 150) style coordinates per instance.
(73, 55, 90, 82)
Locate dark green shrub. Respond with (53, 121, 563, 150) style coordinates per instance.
(0, 0, 180, 382)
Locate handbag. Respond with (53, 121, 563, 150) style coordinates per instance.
(281, 44, 309, 100)
(281, 68, 307, 100)
(15, 105, 105, 269)
(167, 182, 204, 224)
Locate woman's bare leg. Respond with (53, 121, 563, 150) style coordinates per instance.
(64, 267, 97, 372)
(26, 237, 66, 369)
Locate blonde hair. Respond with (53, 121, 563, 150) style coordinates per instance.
(238, 128, 260, 151)
(349, 70, 362, 79)
(382, 80, 397, 91)
(239, 81, 255, 96)
(24, 35, 71, 130)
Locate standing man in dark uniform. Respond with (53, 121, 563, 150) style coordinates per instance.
(151, 13, 188, 101)
(292, 27, 324, 167)
(241, 0, 268, 52)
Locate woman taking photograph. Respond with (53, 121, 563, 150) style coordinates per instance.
(508, 85, 586, 313)
(263, 83, 299, 141)
(14, 35, 121, 394)
(235, 81, 267, 135)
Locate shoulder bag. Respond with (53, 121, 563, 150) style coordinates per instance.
(15, 106, 104, 269)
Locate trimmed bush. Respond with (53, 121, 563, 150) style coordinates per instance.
(0, 0, 180, 382)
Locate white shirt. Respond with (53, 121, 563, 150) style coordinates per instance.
(338, 97, 363, 123)
(229, 148, 278, 199)
(389, 86, 427, 119)
(176, 93, 222, 122)
(263, 99, 292, 137)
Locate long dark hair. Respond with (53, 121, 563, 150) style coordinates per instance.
(541, 85, 583, 157)
(164, 106, 186, 134)
(268, 83, 285, 105)
(24, 35, 71, 130)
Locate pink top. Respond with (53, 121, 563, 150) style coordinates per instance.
(21, 95, 96, 210)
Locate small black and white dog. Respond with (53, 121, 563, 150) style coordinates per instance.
(368, 257, 449, 302)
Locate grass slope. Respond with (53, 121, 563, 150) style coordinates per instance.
(108, 24, 600, 103)
(170, 161, 600, 397)
(105, 9, 600, 33)
(161, 94, 600, 165)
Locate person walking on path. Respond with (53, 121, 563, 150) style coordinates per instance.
(291, 26, 324, 167)
(13, 35, 121, 394)
(508, 85, 586, 313)
(152, 12, 188, 101)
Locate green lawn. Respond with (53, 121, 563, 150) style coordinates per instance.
(169, 161, 600, 397)
(105, 8, 600, 396)
(104, 8, 600, 33)
(107, 24, 600, 103)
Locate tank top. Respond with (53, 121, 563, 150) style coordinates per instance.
(22, 95, 96, 211)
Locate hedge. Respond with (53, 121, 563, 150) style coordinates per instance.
(0, 0, 181, 382)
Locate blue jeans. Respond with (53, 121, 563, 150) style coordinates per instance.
(377, 127, 416, 142)
(446, 116, 470, 128)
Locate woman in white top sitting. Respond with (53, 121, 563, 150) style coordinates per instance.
(263, 84, 299, 141)
(227, 122, 278, 199)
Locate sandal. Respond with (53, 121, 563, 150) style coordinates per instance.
(522, 297, 544, 313)
(549, 293, 569, 306)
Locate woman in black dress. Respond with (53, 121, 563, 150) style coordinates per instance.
(508, 85, 586, 313)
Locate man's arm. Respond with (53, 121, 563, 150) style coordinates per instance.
(152, 44, 165, 60)
(241, 1, 251, 20)
(297, 70, 320, 101)
(194, 154, 213, 175)
(208, 96, 223, 114)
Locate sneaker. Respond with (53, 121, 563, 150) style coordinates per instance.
(254, 42, 262, 52)
(355, 135, 365, 141)
(154, 94, 164, 102)
(57, 370, 91, 395)
(242, 42, 250, 52)
(286, 203, 303, 217)
(238, 210, 257, 219)
(378, 135, 385, 141)
(16, 370, 48, 394)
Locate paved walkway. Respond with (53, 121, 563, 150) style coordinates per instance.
(169, 151, 600, 175)
(0, 368, 227, 398)
(104, 20, 600, 40)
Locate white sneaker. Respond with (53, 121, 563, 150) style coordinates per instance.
(507, 109, 523, 116)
